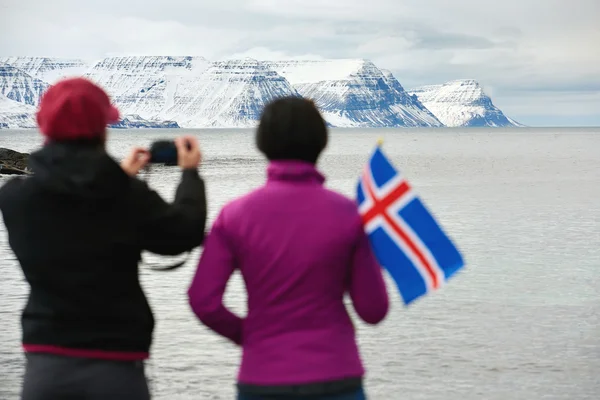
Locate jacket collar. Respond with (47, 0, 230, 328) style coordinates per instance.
(266, 160, 325, 184)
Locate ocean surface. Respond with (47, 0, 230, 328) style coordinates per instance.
(0, 127, 599, 400)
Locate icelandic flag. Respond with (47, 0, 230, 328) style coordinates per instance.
(356, 143, 464, 305)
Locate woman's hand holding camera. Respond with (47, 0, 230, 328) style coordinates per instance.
(121, 135, 202, 176)
(120, 148, 150, 177)
(175, 136, 202, 170)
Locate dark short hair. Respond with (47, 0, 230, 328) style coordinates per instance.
(256, 96, 328, 164)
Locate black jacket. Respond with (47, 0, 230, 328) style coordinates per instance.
(0, 141, 207, 354)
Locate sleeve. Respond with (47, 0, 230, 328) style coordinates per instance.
(187, 210, 243, 345)
(348, 217, 390, 325)
(0, 178, 21, 218)
(134, 168, 207, 255)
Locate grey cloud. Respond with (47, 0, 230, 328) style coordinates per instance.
(332, 22, 504, 54)
(492, 26, 524, 39)
(334, 25, 381, 36)
(500, 82, 600, 94)
(409, 31, 497, 50)
(227, 20, 502, 63)
(230, 35, 357, 60)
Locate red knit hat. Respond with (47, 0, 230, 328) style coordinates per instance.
(36, 77, 120, 141)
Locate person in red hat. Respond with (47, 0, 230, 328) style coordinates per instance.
(0, 77, 207, 400)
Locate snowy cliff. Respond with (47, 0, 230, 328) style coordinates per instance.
(0, 57, 89, 83)
(380, 69, 443, 127)
(0, 95, 37, 129)
(265, 59, 442, 127)
(0, 64, 49, 106)
(83, 56, 211, 119)
(157, 59, 298, 127)
(408, 80, 523, 127)
(83, 57, 298, 127)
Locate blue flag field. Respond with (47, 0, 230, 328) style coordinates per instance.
(356, 142, 465, 305)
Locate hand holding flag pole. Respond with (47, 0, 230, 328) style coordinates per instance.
(356, 139, 464, 305)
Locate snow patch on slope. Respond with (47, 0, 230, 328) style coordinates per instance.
(408, 80, 522, 127)
(0, 95, 37, 129)
(264, 59, 371, 84)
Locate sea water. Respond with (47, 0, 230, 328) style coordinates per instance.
(1, 127, 599, 399)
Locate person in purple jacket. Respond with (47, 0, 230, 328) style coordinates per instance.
(188, 96, 390, 400)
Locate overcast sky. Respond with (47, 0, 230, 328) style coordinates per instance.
(2, 0, 599, 126)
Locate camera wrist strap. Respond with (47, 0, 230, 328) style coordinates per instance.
(139, 164, 192, 272)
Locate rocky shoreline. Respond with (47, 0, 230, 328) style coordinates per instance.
(0, 148, 30, 175)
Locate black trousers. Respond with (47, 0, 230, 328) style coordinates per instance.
(21, 353, 150, 400)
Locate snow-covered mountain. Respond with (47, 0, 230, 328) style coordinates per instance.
(0, 95, 37, 129)
(83, 56, 211, 119)
(0, 57, 196, 129)
(265, 59, 442, 127)
(0, 64, 49, 106)
(0, 56, 521, 129)
(157, 59, 298, 127)
(408, 80, 523, 127)
(84, 57, 297, 127)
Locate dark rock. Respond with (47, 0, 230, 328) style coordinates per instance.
(0, 148, 30, 175)
(109, 114, 180, 129)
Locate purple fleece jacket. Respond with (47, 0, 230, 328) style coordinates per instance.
(188, 160, 389, 386)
